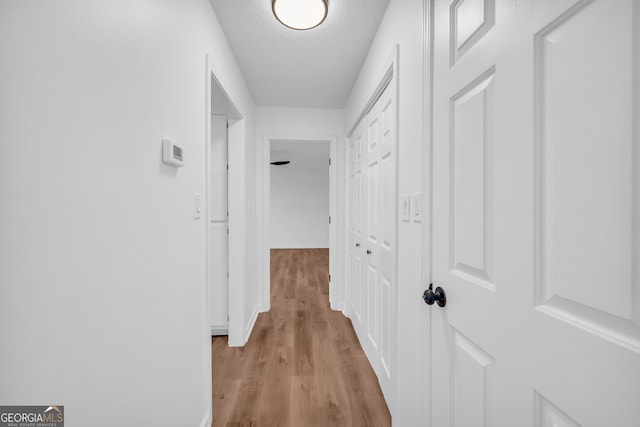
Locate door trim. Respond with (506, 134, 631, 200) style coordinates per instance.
(204, 54, 244, 422)
(259, 134, 340, 312)
(421, 1, 434, 426)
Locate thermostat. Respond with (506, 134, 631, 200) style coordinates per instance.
(162, 139, 184, 168)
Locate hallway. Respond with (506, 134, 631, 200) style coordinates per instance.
(211, 249, 391, 427)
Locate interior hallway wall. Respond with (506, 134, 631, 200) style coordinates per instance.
(270, 144, 330, 249)
(0, 1, 256, 425)
(344, 0, 426, 423)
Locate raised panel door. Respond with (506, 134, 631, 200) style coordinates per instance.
(429, 0, 640, 425)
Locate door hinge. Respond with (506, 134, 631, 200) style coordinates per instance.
(329, 158, 332, 166)
(329, 216, 332, 224)
(329, 274, 331, 282)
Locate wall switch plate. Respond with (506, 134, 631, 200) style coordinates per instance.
(401, 194, 410, 222)
(194, 193, 202, 219)
(411, 193, 421, 222)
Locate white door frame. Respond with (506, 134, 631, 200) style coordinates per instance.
(259, 134, 339, 312)
(204, 54, 243, 426)
(421, 1, 433, 425)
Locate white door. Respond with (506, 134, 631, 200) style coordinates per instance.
(348, 80, 397, 411)
(209, 115, 228, 335)
(349, 127, 366, 337)
(429, 0, 640, 426)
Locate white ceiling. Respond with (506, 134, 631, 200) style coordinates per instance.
(209, 0, 390, 108)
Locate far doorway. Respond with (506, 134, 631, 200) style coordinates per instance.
(261, 136, 338, 312)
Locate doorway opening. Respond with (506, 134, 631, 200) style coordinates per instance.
(205, 54, 244, 427)
(260, 136, 339, 313)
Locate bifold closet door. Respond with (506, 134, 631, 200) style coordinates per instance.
(348, 80, 397, 412)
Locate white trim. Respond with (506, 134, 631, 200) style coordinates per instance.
(243, 306, 260, 344)
(204, 54, 247, 419)
(260, 134, 341, 313)
(199, 412, 211, 427)
(270, 244, 330, 249)
(203, 55, 213, 427)
(421, 1, 433, 426)
(330, 301, 345, 313)
(210, 325, 229, 336)
(346, 62, 395, 138)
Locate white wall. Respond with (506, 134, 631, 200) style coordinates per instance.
(0, 1, 256, 426)
(270, 146, 330, 248)
(344, 0, 426, 424)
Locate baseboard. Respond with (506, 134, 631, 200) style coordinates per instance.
(243, 306, 260, 344)
(330, 301, 345, 313)
(199, 412, 211, 427)
(270, 244, 330, 249)
(210, 324, 228, 336)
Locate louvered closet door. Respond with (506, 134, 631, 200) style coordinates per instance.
(429, 0, 640, 425)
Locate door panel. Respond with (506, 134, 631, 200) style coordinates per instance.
(429, 0, 640, 426)
(378, 86, 396, 393)
(451, 0, 495, 65)
(451, 330, 495, 427)
(209, 116, 228, 334)
(535, 0, 637, 327)
(451, 69, 495, 288)
(208, 223, 228, 330)
(534, 392, 581, 427)
(347, 76, 397, 413)
(366, 106, 381, 358)
(350, 128, 365, 331)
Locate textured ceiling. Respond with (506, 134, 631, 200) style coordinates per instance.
(209, 0, 389, 108)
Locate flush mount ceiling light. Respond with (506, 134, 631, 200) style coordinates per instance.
(272, 0, 328, 30)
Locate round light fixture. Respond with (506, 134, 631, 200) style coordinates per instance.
(272, 0, 328, 30)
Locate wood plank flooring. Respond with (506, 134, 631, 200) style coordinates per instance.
(212, 248, 391, 427)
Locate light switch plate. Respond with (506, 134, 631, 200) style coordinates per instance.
(194, 193, 202, 219)
(411, 193, 421, 222)
(401, 194, 410, 222)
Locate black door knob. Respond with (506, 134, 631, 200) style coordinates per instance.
(422, 284, 446, 307)
(366, 249, 372, 255)
(356, 243, 360, 247)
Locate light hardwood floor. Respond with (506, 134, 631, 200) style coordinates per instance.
(212, 248, 391, 427)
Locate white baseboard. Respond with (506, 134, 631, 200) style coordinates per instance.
(330, 301, 345, 313)
(270, 244, 330, 249)
(243, 307, 260, 344)
(199, 412, 211, 427)
(210, 325, 228, 336)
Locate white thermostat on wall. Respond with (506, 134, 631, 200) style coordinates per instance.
(162, 138, 184, 168)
